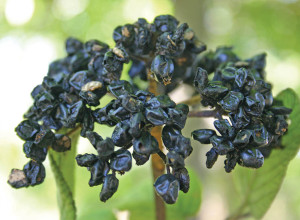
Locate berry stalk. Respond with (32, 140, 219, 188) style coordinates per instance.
(148, 69, 166, 220)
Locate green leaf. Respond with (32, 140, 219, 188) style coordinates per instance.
(49, 127, 81, 220)
(79, 209, 117, 220)
(231, 88, 300, 219)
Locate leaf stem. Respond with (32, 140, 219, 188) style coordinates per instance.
(49, 152, 77, 220)
(49, 128, 80, 220)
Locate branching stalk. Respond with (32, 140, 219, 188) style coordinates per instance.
(178, 95, 202, 106)
(188, 110, 219, 118)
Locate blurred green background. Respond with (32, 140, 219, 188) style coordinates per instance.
(0, 0, 300, 219)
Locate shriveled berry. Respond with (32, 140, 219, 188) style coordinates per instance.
(251, 124, 271, 147)
(210, 135, 234, 155)
(244, 92, 265, 117)
(166, 108, 187, 130)
(234, 68, 256, 94)
(206, 148, 218, 168)
(153, 15, 179, 33)
(23, 160, 46, 186)
(121, 94, 144, 113)
(15, 120, 40, 141)
(81, 109, 94, 137)
(69, 52, 90, 72)
(230, 107, 250, 130)
(66, 37, 83, 55)
(201, 82, 229, 101)
(129, 112, 145, 138)
(133, 131, 159, 155)
(154, 174, 179, 204)
(108, 80, 134, 98)
(151, 55, 174, 85)
(85, 131, 103, 149)
(66, 100, 85, 127)
(239, 149, 264, 168)
(35, 91, 56, 113)
(111, 121, 132, 147)
(132, 151, 150, 166)
(34, 129, 55, 148)
(194, 67, 208, 91)
(162, 126, 182, 148)
(100, 174, 119, 202)
(23, 141, 47, 162)
(84, 39, 109, 55)
(224, 151, 238, 173)
(96, 138, 115, 158)
(167, 151, 185, 169)
(88, 160, 109, 186)
(220, 67, 236, 82)
(174, 135, 193, 159)
(233, 130, 252, 148)
(145, 107, 168, 126)
(69, 71, 93, 91)
(76, 154, 98, 167)
(218, 91, 244, 112)
(192, 129, 216, 144)
(213, 119, 235, 139)
(173, 167, 190, 193)
(110, 149, 132, 172)
(274, 115, 288, 135)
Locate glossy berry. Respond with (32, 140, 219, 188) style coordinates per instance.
(23, 160, 46, 186)
(173, 167, 190, 193)
(154, 174, 180, 204)
(23, 141, 47, 162)
(100, 174, 119, 202)
(76, 154, 98, 167)
(239, 149, 264, 168)
(88, 160, 109, 186)
(110, 149, 132, 172)
(192, 129, 216, 144)
(15, 120, 40, 141)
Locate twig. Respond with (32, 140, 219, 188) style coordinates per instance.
(66, 124, 82, 137)
(157, 150, 167, 164)
(188, 110, 219, 118)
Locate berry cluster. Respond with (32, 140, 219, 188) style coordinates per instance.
(192, 47, 291, 172)
(115, 15, 206, 92)
(76, 81, 191, 202)
(8, 15, 203, 204)
(8, 15, 291, 205)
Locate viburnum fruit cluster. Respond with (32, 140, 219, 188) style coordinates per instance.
(192, 47, 292, 172)
(8, 15, 291, 205)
